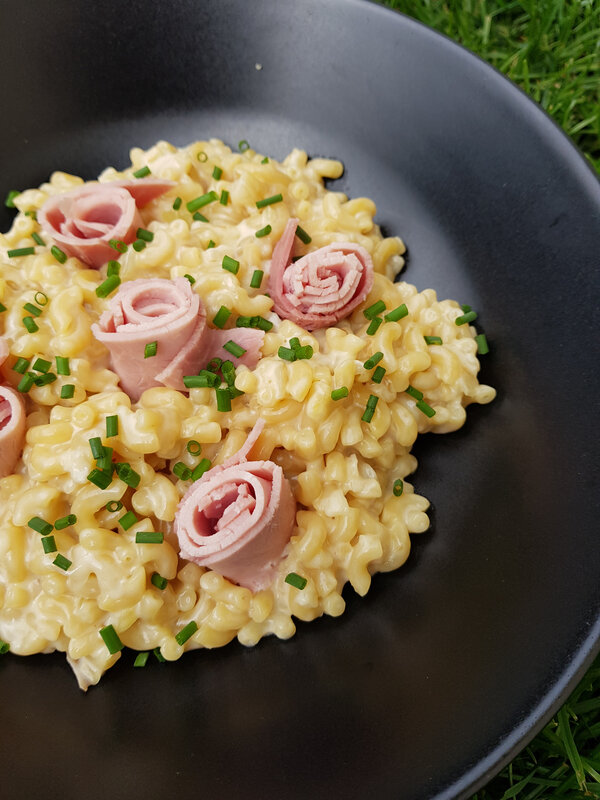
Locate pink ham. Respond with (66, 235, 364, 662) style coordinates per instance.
(268, 218, 374, 330)
(38, 178, 174, 268)
(91, 278, 264, 402)
(0, 340, 25, 478)
(174, 420, 296, 591)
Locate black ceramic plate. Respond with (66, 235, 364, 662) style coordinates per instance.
(1, 1, 599, 798)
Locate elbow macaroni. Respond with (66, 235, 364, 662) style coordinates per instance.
(0, 138, 495, 688)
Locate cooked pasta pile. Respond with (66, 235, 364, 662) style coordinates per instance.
(0, 139, 495, 688)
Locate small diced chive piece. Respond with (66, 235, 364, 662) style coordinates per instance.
(416, 399, 436, 418)
(219, 190, 229, 206)
(133, 165, 151, 178)
(87, 468, 112, 489)
(250, 269, 264, 289)
(107, 260, 121, 277)
(186, 440, 202, 456)
(51, 245, 68, 263)
(424, 335, 443, 345)
(278, 346, 296, 362)
(119, 510, 139, 530)
(295, 345, 313, 360)
(363, 300, 386, 320)
(100, 624, 123, 654)
(42, 535, 57, 554)
(13, 357, 30, 374)
(53, 553, 72, 571)
(223, 340, 246, 358)
(222, 255, 240, 274)
(221, 361, 236, 386)
(32, 232, 46, 246)
(285, 572, 307, 590)
(361, 395, 379, 423)
(255, 224, 272, 238)
(238, 140, 250, 152)
(363, 352, 383, 370)
(207, 240, 216, 249)
(0, 640, 10, 654)
(236, 316, 251, 327)
(17, 373, 35, 393)
(455, 310, 478, 326)
(109, 239, 128, 254)
(253, 316, 273, 331)
(175, 620, 198, 646)
(212, 165, 223, 180)
(295, 225, 312, 244)
(154, 647, 166, 662)
(23, 302, 42, 317)
(331, 386, 349, 401)
(366, 316, 383, 336)
(191, 458, 211, 481)
(55, 356, 70, 375)
(393, 479, 404, 497)
(212, 306, 232, 329)
(96, 275, 121, 298)
(183, 375, 208, 389)
(151, 572, 168, 590)
(135, 531, 164, 544)
(372, 366, 386, 384)
(136, 227, 154, 242)
(89, 436, 105, 460)
(366, 394, 379, 408)
(96, 451, 113, 472)
(115, 462, 141, 488)
(8, 247, 35, 258)
(261, 156, 269, 164)
(0, 302, 6, 312)
(32, 357, 51, 373)
(173, 462, 192, 481)
(23, 317, 39, 333)
(461, 304, 472, 313)
(256, 193, 283, 209)
(186, 191, 218, 213)
(134, 651, 150, 667)
(54, 514, 77, 530)
(106, 415, 119, 438)
(33, 372, 57, 387)
(24, 210, 37, 220)
(132, 239, 146, 252)
(144, 341, 158, 358)
(5, 189, 20, 207)
(34, 292, 48, 306)
(405, 385, 424, 401)
(60, 384, 75, 399)
(289, 337, 301, 351)
(216, 388, 232, 412)
(106, 500, 123, 513)
(184, 273, 196, 284)
(172, 196, 182, 210)
(193, 212, 208, 222)
(385, 303, 409, 322)
(197, 151, 208, 162)
(475, 333, 489, 354)
(28, 516, 53, 536)
(228, 387, 244, 400)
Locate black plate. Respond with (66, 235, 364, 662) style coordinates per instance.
(1, 1, 599, 798)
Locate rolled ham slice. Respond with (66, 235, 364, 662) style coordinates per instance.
(268, 218, 374, 330)
(38, 178, 174, 269)
(0, 339, 25, 478)
(175, 420, 296, 591)
(91, 278, 264, 402)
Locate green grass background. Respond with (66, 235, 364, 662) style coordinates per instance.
(377, 1, 600, 798)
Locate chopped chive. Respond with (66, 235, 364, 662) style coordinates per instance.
(60, 384, 75, 399)
(228, 387, 244, 400)
(295, 225, 312, 244)
(106, 500, 123, 513)
(172, 462, 192, 481)
(475, 333, 489, 354)
(223, 340, 246, 358)
(13, 357, 30, 374)
(219, 190, 229, 206)
(455, 310, 478, 326)
(175, 621, 198, 646)
(372, 366, 386, 384)
(132, 239, 146, 252)
(296, 345, 313, 360)
(8, 247, 35, 258)
(361, 395, 379, 423)
(393, 479, 404, 497)
(197, 151, 208, 162)
(107, 260, 120, 277)
(405, 385, 424, 401)
(153, 647, 166, 662)
(5, 190, 20, 207)
(89, 437, 105, 460)
(253, 316, 273, 331)
(416, 399, 436, 417)
(53, 553, 72, 571)
(23, 317, 39, 333)
(51, 245, 68, 263)
(32, 232, 45, 246)
(87, 468, 112, 489)
(55, 356, 70, 375)
(17, 373, 35, 393)
(115, 462, 141, 488)
(363, 300, 386, 320)
(385, 303, 409, 322)
(119, 510, 138, 530)
(95, 451, 113, 472)
(285, 572, 307, 590)
(331, 387, 349, 401)
(42, 535, 57, 554)
(191, 458, 211, 481)
(96, 275, 121, 298)
(366, 394, 379, 408)
(424, 335, 443, 345)
(186, 191, 218, 213)
(212, 306, 232, 329)
(134, 651, 150, 667)
(32, 357, 51, 373)
(216, 388, 232, 412)
(212, 165, 223, 180)
(366, 316, 383, 335)
(461, 304, 472, 313)
(136, 531, 164, 544)
(109, 239, 127, 254)
(207, 240, 216, 249)
(151, 572, 168, 590)
(221, 360, 236, 386)
(136, 227, 154, 242)
(144, 341, 158, 358)
(261, 156, 269, 164)
(0, 640, 9, 654)
(238, 140, 250, 152)
(193, 212, 208, 222)
(100, 624, 123, 654)
(256, 193, 283, 209)
(33, 372, 57, 386)
(184, 273, 196, 285)
(34, 291, 48, 306)
(363, 352, 383, 370)
(186, 440, 202, 456)
(54, 514, 77, 530)
(0, 302, 6, 312)
(255, 224, 272, 238)
(222, 255, 240, 274)
(278, 346, 296, 362)
(183, 375, 210, 388)
(23, 302, 42, 317)
(289, 337, 301, 351)
(133, 166, 151, 178)
(28, 516, 53, 536)
(172, 196, 182, 210)
(250, 269, 264, 288)
(106, 415, 118, 438)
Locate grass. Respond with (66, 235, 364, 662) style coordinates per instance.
(377, 1, 600, 797)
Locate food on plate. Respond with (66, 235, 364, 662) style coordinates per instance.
(0, 138, 495, 688)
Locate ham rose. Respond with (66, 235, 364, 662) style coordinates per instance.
(0, 338, 26, 479)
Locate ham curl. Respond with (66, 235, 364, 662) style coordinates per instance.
(0, 339, 26, 478)
(268, 218, 374, 330)
(38, 178, 174, 268)
(91, 278, 264, 402)
(175, 420, 296, 591)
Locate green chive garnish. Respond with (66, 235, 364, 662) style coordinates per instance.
(191, 458, 211, 481)
(405, 385, 424, 401)
(0, 641, 10, 654)
(363, 300, 386, 320)
(28, 516, 53, 536)
(416, 399, 436, 417)
(134, 651, 150, 667)
(295, 225, 312, 244)
(34, 292, 48, 306)
(424, 335, 443, 345)
(23, 317, 38, 333)
(212, 306, 232, 329)
(261, 156, 269, 164)
(385, 303, 409, 322)
(363, 352, 383, 370)
(154, 647, 166, 662)
(222, 255, 240, 274)
(331, 387, 349, 401)
(238, 140, 250, 152)
(133, 166, 151, 178)
(132, 239, 146, 252)
(8, 247, 35, 258)
(475, 333, 489, 354)
(119, 510, 138, 530)
(172, 462, 191, 481)
(151, 573, 168, 590)
(96, 275, 121, 298)
(33, 372, 57, 387)
(42, 536, 57, 554)
(51, 245, 68, 263)
(100, 624, 123, 654)
(55, 356, 70, 375)
(23, 302, 42, 317)
(206, 240, 216, 249)
(109, 239, 128, 253)
(172, 197, 182, 210)
(0, 302, 6, 312)
(32, 357, 51, 373)
(455, 310, 478, 326)
(5, 190, 20, 207)
(223, 340, 245, 358)
(13, 357, 30, 374)
(187, 191, 218, 213)
(461, 304, 472, 313)
(106, 415, 118, 438)
(393, 479, 404, 497)
(255, 224, 272, 238)
(107, 260, 120, 277)
(60, 384, 75, 399)
(366, 317, 383, 335)
(361, 395, 379, 423)
(115, 462, 141, 488)
(285, 572, 307, 590)
(296, 345, 313, 360)
(136, 531, 164, 544)
(278, 346, 296, 362)
(219, 189, 229, 206)
(250, 269, 264, 288)
(87, 469, 112, 489)
(17, 373, 35, 393)
(53, 554, 72, 571)
(186, 440, 202, 456)
(372, 366, 386, 384)
(197, 151, 208, 162)
(212, 166, 223, 180)
(175, 621, 198, 646)
(184, 273, 196, 284)
(89, 437, 105, 460)
(136, 227, 154, 242)
(193, 212, 208, 222)
(54, 514, 77, 530)
(32, 232, 45, 246)
(256, 193, 283, 209)
(183, 375, 208, 388)
(289, 337, 301, 351)
(106, 500, 123, 513)
(144, 341, 158, 358)
(216, 388, 232, 412)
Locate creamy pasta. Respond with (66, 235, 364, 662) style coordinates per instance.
(0, 139, 495, 688)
